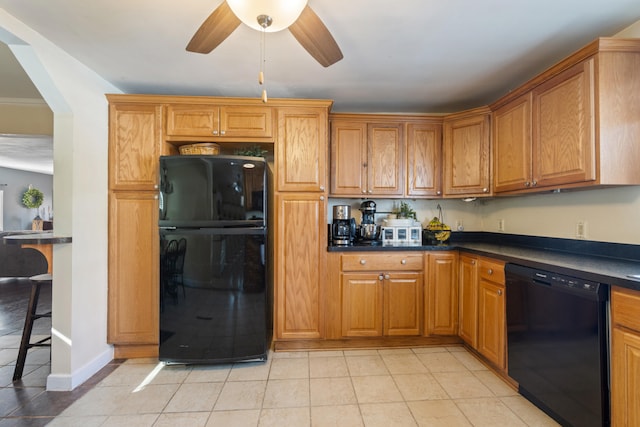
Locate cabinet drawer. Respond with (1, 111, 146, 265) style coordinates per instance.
(478, 259, 505, 283)
(341, 253, 422, 271)
(612, 286, 640, 333)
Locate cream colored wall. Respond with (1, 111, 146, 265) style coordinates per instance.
(1, 8, 121, 391)
(0, 101, 52, 134)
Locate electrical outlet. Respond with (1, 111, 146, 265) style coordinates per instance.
(576, 220, 587, 239)
(455, 220, 464, 231)
(498, 219, 505, 232)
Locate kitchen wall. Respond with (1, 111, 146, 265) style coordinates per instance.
(0, 166, 53, 230)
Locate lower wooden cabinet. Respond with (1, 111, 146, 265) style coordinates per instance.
(340, 253, 423, 337)
(458, 253, 506, 371)
(458, 254, 478, 346)
(273, 193, 326, 340)
(107, 191, 159, 357)
(425, 252, 459, 335)
(611, 286, 640, 427)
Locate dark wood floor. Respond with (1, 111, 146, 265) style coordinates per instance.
(0, 277, 122, 426)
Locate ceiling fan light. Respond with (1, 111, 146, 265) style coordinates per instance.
(227, 0, 308, 32)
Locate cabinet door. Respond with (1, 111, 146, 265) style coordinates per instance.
(443, 112, 491, 196)
(458, 255, 478, 347)
(276, 107, 328, 192)
(342, 272, 383, 337)
(330, 120, 367, 196)
(108, 191, 159, 345)
(368, 123, 404, 196)
(425, 252, 458, 336)
(165, 104, 219, 136)
(385, 272, 422, 336)
(532, 58, 596, 188)
(611, 327, 640, 427)
(219, 106, 273, 138)
(477, 279, 505, 370)
(274, 193, 326, 339)
(493, 93, 533, 193)
(407, 123, 442, 197)
(109, 103, 162, 191)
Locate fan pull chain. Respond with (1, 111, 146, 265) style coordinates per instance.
(259, 22, 267, 103)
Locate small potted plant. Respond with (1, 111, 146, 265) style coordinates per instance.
(396, 201, 417, 220)
(22, 185, 44, 229)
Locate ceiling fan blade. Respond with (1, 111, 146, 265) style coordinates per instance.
(186, 1, 241, 54)
(289, 5, 343, 67)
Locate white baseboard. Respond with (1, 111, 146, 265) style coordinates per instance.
(46, 346, 114, 391)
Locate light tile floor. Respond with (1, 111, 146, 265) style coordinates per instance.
(49, 345, 559, 427)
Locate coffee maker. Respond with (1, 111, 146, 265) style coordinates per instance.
(332, 205, 354, 245)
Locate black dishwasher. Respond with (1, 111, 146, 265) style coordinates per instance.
(505, 263, 609, 427)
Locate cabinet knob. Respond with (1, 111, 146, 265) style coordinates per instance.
(401, 259, 406, 265)
(319, 185, 325, 191)
(154, 195, 158, 200)
(212, 130, 218, 135)
(471, 260, 476, 265)
(525, 181, 531, 187)
(487, 268, 493, 275)
(379, 274, 384, 281)
(154, 184, 159, 189)
(497, 289, 503, 296)
(532, 180, 538, 186)
(483, 187, 488, 193)
(320, 196, 325, 201)
(436, 191, 442, 195)
(384, 274, 390, 280)
(360, 259, 366, 265)
(362, 190, 367, 194)
(220, 130, 226, 136)
(368, 190, 373, 194)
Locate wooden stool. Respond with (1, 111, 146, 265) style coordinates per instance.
(13, 273, 52, 381)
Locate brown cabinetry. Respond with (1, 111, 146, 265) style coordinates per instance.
(330, 116, 404, 197)
(107, 98, 167, 358)
(476, 259, 506, 370)
(340, 253, 423, 337)
(492, 39, 640, 193)
(443, 107, 491, 197)
(424, 252, 458, 335)
(458, 253, 506, 371)
(611, 286, 640, 427)
(165, 104, 273, 141)
(272, 102, 331, 341)
(406, 123, 443, 197)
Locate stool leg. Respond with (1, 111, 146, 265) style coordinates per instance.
(13, 282, 42, 381)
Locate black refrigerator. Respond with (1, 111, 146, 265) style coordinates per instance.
(158, 154, 271, 364)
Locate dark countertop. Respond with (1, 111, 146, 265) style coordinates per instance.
(328, 242, 454, 252)
(328, 233, 640, 291)
(3, 231, 72, 245)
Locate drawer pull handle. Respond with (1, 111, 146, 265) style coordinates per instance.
(401, 259, 406, 265)
(497, 289, 503, 296)
(360, 259, 366, 265)
(487, 268, 493, 275)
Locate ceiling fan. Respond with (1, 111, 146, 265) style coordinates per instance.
(186, 0, 343, 67)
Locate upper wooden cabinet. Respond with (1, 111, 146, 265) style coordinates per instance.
(493, 93, 532, 193)
(492, 38, 640, 194)
(330, 114, 443, 198)
(165, 104, 274, 141)
(276, 107, 328, 192)
(407, 123, 443, 197)
(443, 107, 491, 197)
(108, 103, 163, 191)
(330, 116, 404, 197)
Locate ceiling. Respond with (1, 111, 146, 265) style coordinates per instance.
(1, 0, 640, 172)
